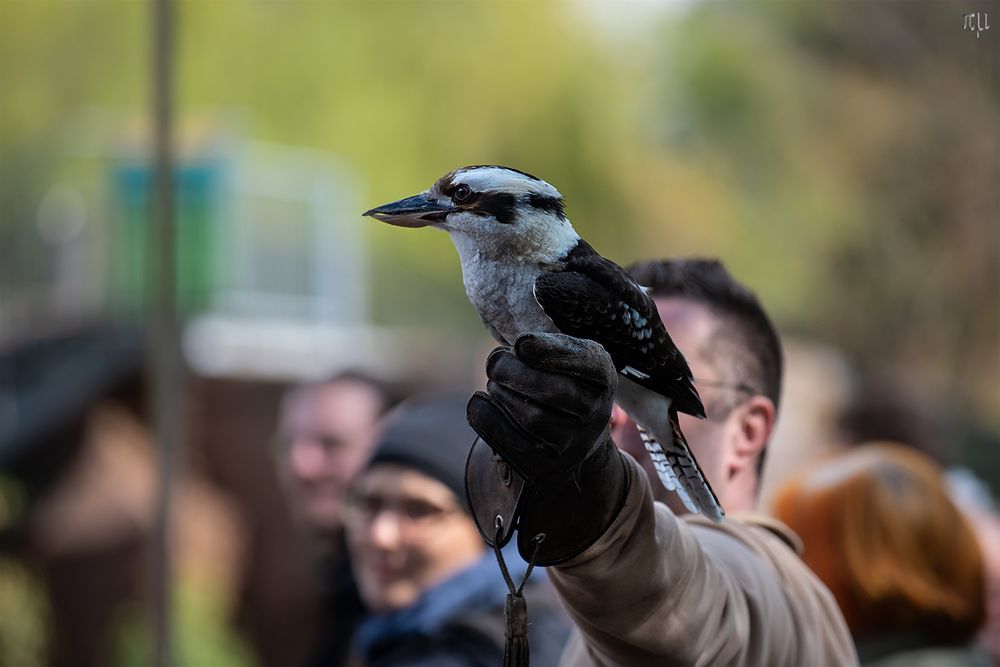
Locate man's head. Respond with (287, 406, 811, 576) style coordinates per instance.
(615, 258, 783, 513)
(275, 371, 396, 535)
(344, 394, 485, 612)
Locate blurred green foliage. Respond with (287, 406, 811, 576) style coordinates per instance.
(113, 583, 254, 667)
(0, 477, 46, 666)
(0, 1, 996, 431)
(0, 557, 48, 667)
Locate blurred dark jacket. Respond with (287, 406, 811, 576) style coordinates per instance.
(859, 637, 992, 667)
(308, 530, 366, 667)
(352, 546, 568, 667)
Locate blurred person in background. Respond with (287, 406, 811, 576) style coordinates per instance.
(276, 371, 400, 541)
(272, 371, 402, 666)
(464, 258, 857, 665)
(345, 393, 569, 666)
(837, 384, 1000, 665)
(772, 443, 989, 666)
(0, 328, 250, 667)
(0, 329, 155, 667)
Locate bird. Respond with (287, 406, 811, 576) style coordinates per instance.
(363, 165, 723, 521)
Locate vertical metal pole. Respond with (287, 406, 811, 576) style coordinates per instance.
(150, 0, 178, 665)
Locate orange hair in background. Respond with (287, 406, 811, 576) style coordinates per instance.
(772, 442, 985, 643)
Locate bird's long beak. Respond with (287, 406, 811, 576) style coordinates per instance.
(362, 192, 455, 228)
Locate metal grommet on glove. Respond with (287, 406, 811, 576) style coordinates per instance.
(466, 437, 526, 548)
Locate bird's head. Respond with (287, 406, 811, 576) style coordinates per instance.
(364, 166, 579, 262)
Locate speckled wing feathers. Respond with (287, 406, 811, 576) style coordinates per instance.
(532, 241, 705, 419)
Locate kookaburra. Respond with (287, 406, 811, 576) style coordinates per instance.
(364, 165, 723, 521)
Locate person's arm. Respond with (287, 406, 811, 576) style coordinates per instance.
(467, 333, 857, 666)
(551, 452, 856, 666)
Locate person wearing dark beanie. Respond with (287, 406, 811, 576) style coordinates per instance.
(363, 393, 473, 509)
(344, 393, 569, 666)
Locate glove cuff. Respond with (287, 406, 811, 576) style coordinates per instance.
(466, 432, 629, 566)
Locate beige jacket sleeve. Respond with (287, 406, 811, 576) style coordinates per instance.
(549, 454, 858, 667)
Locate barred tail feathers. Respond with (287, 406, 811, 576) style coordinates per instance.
(637, 418, 725, 523)
(616, 376, 724, 522)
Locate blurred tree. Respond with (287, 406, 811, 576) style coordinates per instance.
(635, 1, 998, 442)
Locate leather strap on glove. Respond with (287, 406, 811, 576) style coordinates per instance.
(465, 332, 629, 566)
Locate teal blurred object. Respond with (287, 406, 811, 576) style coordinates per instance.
(112, 162, 222, 316)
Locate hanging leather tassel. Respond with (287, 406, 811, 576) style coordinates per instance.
(492, 517, 544, 667)
(503, 592, 529, 667)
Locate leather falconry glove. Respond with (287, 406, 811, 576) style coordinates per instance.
(466, 332, 629, 566)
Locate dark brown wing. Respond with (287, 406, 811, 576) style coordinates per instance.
(533, 240, 705, 418)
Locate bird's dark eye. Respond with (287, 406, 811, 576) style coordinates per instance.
(453, 184, 472, 202)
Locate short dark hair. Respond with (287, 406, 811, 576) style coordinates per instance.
(627, 258, 783, 414)
(279, 369, 408, 434)
(310, 369, 408, 417)
(274, 370, 408, 457)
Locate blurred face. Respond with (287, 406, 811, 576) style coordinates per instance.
(613, 297, 759, 512)
(276, 380, 383, 533)
(345, 465, 485, 612)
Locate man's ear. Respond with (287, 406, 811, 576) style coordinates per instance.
(729, 396, 776, 475)
(611, 404, 630, 431)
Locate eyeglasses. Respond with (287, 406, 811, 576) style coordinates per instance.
(692, 378, 761, 422)
(342, 491, 461, 530)
(694, 378, 760, 396)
